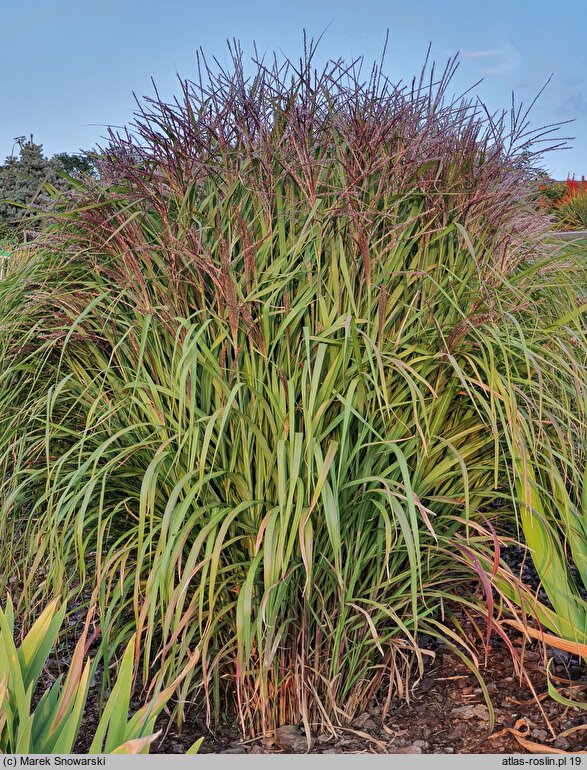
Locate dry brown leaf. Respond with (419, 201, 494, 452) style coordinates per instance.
(492, 718, 587, 755)
(337, 727, 388, 752)
(556, 724, 587, 740)
(504, 692, 549, 706)
(435, 675, 468, 681)
(502, 620, 587, 657)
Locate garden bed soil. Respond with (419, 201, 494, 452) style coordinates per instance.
(150, 633, 586, 755)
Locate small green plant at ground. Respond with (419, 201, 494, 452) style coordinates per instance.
(0, 597, 202, 754)
(539, 181, 567, 211)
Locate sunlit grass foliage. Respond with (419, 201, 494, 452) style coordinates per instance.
(0, 39, 585, 735)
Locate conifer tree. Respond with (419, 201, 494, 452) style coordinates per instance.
(0, 137, 96, 237)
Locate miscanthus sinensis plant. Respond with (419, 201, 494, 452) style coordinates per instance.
(0, 39, 585, 735)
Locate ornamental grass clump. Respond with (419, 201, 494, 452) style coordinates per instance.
(0, 39, 585, 736)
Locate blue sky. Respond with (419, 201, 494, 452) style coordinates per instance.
(1, 0, 586, 179)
